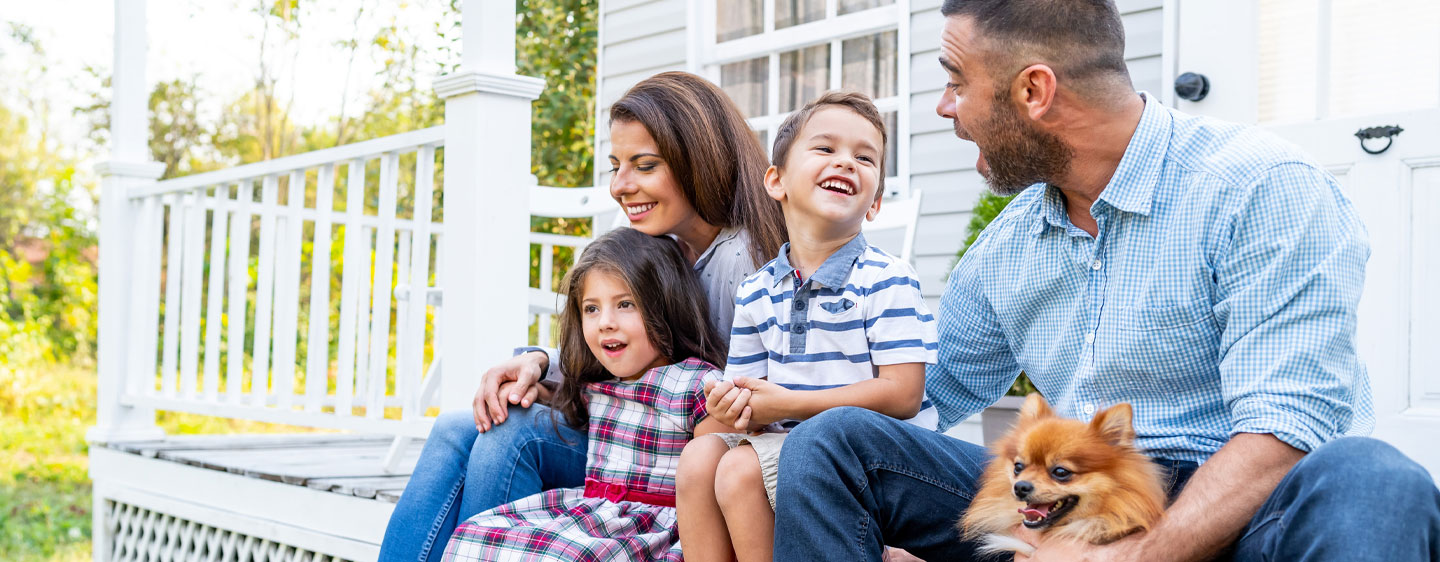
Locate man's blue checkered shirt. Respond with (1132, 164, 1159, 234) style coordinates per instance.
(926, 93, 1374, 463)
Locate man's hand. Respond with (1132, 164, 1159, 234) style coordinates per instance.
(704, 380, 754, 431)
(1012, 527, 1141, 562)
(730, 376, 795, 426)
(473, 351, 548, 432)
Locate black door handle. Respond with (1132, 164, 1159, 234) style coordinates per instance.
(1174, 72, 1210, 102)
(1355, 125, 1403, 154)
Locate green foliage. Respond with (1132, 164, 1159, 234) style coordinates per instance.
(516, 0, 597, 191)
(955, 190, 1017, 262)
(0, 98, 97, 366)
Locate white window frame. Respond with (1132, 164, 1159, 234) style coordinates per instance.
(694, 0, 913, 199)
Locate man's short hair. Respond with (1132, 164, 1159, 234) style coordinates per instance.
(770, 90, 888, 197)
(940, 0, 1131, 98)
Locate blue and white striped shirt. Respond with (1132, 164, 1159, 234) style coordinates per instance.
(926, 93, 1374, 462)
(727, 233, 940, 430)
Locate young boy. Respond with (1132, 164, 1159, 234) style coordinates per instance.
(677, 91, 939, 562)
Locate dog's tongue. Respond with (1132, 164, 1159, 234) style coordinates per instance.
(1019, 502, 1054, 522)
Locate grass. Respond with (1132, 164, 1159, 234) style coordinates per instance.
(0, 362, 322, 561)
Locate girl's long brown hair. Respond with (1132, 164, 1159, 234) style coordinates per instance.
(550, 228, 729, 429)
(609, 71, 787, 268)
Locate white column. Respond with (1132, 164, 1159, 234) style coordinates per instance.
(435, 0, 546, 411)
(90, 0, 166, 445)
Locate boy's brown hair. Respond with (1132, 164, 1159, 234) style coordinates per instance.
(770, 90, 888, 197)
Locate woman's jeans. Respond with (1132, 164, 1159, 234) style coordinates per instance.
(378, 405, 588, 562)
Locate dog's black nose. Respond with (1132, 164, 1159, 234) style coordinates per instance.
(1013, 481, 1033, 499)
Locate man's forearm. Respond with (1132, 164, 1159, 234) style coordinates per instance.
(1132, 433, 1304, 561)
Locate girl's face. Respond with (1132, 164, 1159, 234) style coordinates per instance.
(580, 269, 667, 380)
(608, 120, 705, 238)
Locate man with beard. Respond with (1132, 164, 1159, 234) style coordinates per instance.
(760, 0, 1440, 561)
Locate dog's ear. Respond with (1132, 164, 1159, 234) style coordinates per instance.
(1018, 393, 1053, 423)
(1091, 403, 1136, 447)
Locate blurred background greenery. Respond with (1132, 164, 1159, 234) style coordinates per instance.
(0, 1, 596, 559)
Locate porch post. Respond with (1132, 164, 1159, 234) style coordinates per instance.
(434, 0, 545, 411)
(89, 0, 165, 446)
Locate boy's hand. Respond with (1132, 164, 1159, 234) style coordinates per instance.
(730, 376, 794, 426)
(704, 380, 754, 431)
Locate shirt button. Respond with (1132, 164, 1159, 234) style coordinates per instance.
(1084, 332, 1094, 344)
(794, 300, 806, 311)
(791, 324, 806, 334)
(1083, 403, 1096, 415)
(1090, 259, 1102, 270)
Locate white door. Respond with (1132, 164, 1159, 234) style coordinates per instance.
(1175, 0, 1440, 477)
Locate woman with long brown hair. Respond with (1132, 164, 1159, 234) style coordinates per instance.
(381, 72, 786, 561)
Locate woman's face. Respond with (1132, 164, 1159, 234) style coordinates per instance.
(608, 119, 703, 237)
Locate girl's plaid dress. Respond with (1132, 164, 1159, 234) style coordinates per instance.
(442, 358, 721, 562)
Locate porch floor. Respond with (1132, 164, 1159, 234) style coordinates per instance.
(96, 433, 424, 503)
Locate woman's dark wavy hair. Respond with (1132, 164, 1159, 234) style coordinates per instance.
(609, 71, 788, 268)
(550, 228, 729, 429)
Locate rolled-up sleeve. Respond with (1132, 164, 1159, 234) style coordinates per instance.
(926, 233, 1022, 432)
(1213, 162, 1371, 452)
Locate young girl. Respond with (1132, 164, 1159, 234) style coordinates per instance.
(441, 227, 730, 562)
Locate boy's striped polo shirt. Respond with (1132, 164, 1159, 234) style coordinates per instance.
(726, 233, 940, 430)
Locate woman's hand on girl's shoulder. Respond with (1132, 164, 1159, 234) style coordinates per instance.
(473, 351, 548, 432)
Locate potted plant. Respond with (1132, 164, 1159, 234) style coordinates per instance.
(952, 191, 1033, 445)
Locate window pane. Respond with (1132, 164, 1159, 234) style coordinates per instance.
(842, 30, 898, 100)
(838, 0, 894, 15)
(1257, 0, 1319, 123)
(722, 57, 770, 118)
(776, 0, 825, 30)
(883, 111, 898, 179)
(1327, 0, 1439, 118)
(717, 0, 764, 42)
(780, 44, 830, 113)
(1258, 0, 1440, 123)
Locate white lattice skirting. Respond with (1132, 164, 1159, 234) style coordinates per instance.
(102, 500, 353, 562)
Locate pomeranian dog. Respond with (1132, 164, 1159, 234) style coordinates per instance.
(960, 394, 1167, 556)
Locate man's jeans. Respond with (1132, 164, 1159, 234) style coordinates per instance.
(774, 407, 1440, 561)
(378, 406, 588, 562)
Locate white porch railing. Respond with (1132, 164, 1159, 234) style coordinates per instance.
(114, 126, 611, 438)
(119, 128, 447, 437)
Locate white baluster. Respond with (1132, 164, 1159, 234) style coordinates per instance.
(178, 189, 207, 398)
(225, 181, 255, 404)
(366, 153, 401, 419)
(201, 184, 232, 402)
(159, 193, 185, 397)
(250, 175, 281, 406)
(401, 145, 437, 417)
(304, 165, 337, 413)
(334, 159, 366, 416)
(271, 170, 307, 410)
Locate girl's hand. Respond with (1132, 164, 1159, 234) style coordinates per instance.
(704, 380, 754, 431)
(729, 376, 794, 426)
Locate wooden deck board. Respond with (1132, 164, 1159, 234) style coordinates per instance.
(99, 434, 421, 503)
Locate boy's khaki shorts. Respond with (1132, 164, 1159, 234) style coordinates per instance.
(713, 432, 788, 510)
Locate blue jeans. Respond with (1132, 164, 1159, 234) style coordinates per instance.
(773, 407, 1440, 561)
(378, 405, 588, 562)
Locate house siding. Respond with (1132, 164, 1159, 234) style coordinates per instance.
(595, 0, 691, 177)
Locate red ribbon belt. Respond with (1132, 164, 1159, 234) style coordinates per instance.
(582, 478, 676, 507)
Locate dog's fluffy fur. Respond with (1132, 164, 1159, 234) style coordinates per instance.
(960, 394, 1167, 556)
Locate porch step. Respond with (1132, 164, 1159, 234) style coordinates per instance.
(96, 433, 423, 503)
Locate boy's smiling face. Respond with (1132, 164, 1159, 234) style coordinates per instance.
(766, 106, 885, 239)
